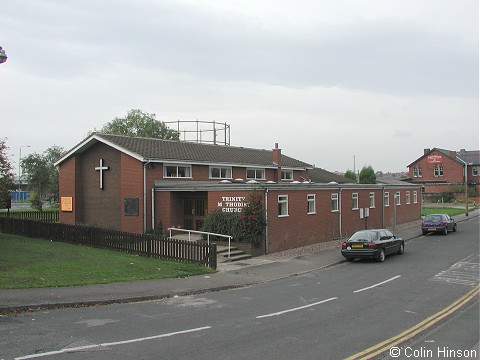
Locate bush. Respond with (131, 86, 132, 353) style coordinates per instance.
(201, 193, 266, 247)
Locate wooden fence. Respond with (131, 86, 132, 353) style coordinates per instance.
(0, 217, 217, 269)
(0, 210, 59, 222)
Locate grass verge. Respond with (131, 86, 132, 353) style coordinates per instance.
(0, 233, 215, 289)
(421, 207, 471, 217)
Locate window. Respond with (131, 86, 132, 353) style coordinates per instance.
(307, 194, 316, 214)
(331, 193, 339, 212)
(406, 191, 411, 205)
(164, 164, 192, 178)
(352, 193, 359, 210)
(247, 168, 265, 180)
(413, 191, 418, 204)
(413, 166, 422, 178)
(395, 191, 401, 206)
(369, 192, 375, 208)
(278, 195, 288, 217)
(209, 166, 232, 179)
(473, 166, 479, 177)
(281, 169, 293, 181)
(384, 192, 390, 207)
(434, 165, 444, 177)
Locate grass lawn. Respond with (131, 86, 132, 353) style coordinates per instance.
(0, 233, 215, 289)
(421, 207, 471, 217)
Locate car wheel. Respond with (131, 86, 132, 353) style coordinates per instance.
(422, 231, 428, 235)
(397, 242, 404, 255)
(346, 257, 354, 262)
(453, 224, 457, 232)
(443, 227, 448, 235)
(377, 249, 385, 262)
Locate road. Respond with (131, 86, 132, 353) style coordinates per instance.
(1, 217, 479, 360)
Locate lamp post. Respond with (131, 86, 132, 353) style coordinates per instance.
(18, 146, 31, 201)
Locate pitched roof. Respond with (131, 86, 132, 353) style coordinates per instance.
(407, 147, 480, 167)
(56, 133, 313, 169)
(307, 167, 351, 184)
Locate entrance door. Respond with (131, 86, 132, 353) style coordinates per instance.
(183, 199, 206, 230)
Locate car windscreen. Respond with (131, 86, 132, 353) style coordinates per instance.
(349, 231, 378, 242)
(425, 215, 443, 222)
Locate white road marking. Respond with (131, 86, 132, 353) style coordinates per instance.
(256, 297, 338, 319)
(353, 275, 402, 293)
(432, 254, 480, 287)
(14, 326, 212, 360)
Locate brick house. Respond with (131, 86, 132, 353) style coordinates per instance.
(56, 133, 421, 253)
(406, 148, 480, 202)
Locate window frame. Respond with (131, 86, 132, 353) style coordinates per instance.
(434, 165, 444, 177)
(473, 166, 479, 177)
(209, 166, 232, 180)
(246, 168, 266, 180)
(395, 191, 401, 206)
(413, 191, 418, 204)
(331, 193, 339, 212)
(307, 194, 316, 215)
(384, 191, 390, 207)
(278, 195, 289, 217)
(352, 192, 359, 210)
(413, 166, 422, 178)
(281, 169, 294, 181)
(163, 164, 192, 178)
(369, 192, 375, 208)
(406, 191, 411, 205)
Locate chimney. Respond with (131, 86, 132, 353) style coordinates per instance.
(273, 143, 282, 182)
(424, 148, 430, 155)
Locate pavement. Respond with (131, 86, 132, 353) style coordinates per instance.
(1, 210, 478, 314)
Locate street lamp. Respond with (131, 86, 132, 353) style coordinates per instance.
(0, 46, 7, 64)
(18, 146, 31, 200)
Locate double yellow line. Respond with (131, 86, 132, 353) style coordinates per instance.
(346, 284, 480, 360)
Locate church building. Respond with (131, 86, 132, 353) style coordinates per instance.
(56, 133, 421, 254)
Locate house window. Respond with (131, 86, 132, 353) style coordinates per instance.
(164, 164, 192, 178)
(281, 169, 293, 181)
(369, 192, 375, 208)
(331, 193, 339, 212)
(413, 191, 418, 204)
(278, 195, 288, 217)
(384, 192, 390, 207)
(434, 165, 444, 177)
(473, 166, 479, 177)
(406, 191, 411, 205)
(210, 166, 232, 179)
(352, 193, 359, 210)
(395, 192, 401, 206)
(307, 194, 316, 214)
(247, 168, 265, 180)
(413, 166, 422, 178)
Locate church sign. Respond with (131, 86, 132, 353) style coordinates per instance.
(217, 196, 247, 213)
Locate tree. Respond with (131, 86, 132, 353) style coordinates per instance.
(0, 138, 15, 208)
(344, 170, 357, 183)
(21, 146, 65, 210)
(98, 109, 179, 139)
(359, 165, 376, 184)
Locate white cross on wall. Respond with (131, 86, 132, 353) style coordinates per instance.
(95, 159, 109, 189)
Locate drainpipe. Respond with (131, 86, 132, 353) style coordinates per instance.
(382, 186, 385, 228)
(151, 187, 155, 230)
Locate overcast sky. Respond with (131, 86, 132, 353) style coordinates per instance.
(1, 0, 478, 175)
